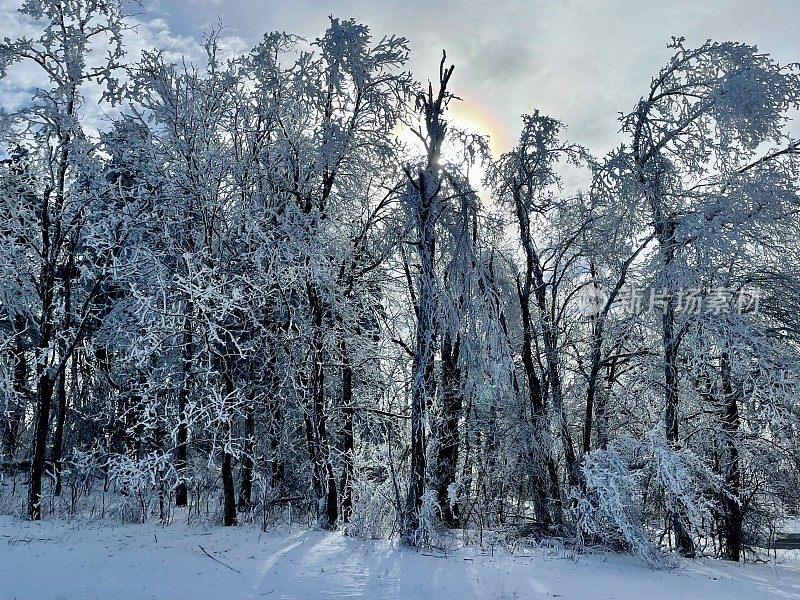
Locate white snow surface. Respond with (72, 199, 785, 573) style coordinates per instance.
(1, 515, 799, 600)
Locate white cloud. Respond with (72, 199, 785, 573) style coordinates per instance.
(3, 0, 798, 152)
(0, 1, 244, 141)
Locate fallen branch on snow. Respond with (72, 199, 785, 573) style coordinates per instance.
(198, 544, 242, 574)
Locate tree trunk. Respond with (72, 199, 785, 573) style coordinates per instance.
(29, 236, 57, 520)
(238, 399, 255, 511)
(582, 324, 615, 460)
(340, 342, 354, 523)
(29, 372, 54, 520)
(51, 243, 75, 497)
(265, 349, 284, 490)
(2, 319, 28, 460)
(513, 180, 578, 511)
(433, 333, 462, 528)
(175, 314, 192, 508)
(506, 285, 553, 526)
(641, 147, 695, 557)
(720, 352, 742, 561)
(305, 282, 338, 529)
(268, 397, 284, 490)
(402, 58, 452, 545)
(582, 319, 603, 454)
(237, 352, 258, 512)
(662, 292, 695, 557)
(403, 169, 438, 545)
(594, 361, 616, 451)
(221, 356, 237, 527)
(222, 447, 237, 526)
(302, 378, 324, 505)
(28, 91, 75, 520)
(538, 296, 578, 491)
(50, 365, 67, 496)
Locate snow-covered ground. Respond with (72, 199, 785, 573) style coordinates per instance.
(1, 516, 799, 600)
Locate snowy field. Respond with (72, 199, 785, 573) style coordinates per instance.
(1, 517, 799, 600)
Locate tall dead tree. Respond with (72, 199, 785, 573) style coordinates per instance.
(402, 52, 453, 546)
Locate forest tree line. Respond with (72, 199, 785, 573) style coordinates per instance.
(1, 0, 800, 566)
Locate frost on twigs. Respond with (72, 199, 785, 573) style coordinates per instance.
(407, 490, 450, 552)
(575, 441, 671, 568)
(575, 431, 721, 568)
(344, 478, 398, 539)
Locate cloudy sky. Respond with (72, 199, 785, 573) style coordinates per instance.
(3, 0, 799, 156)
(139, 0, 800, 156)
